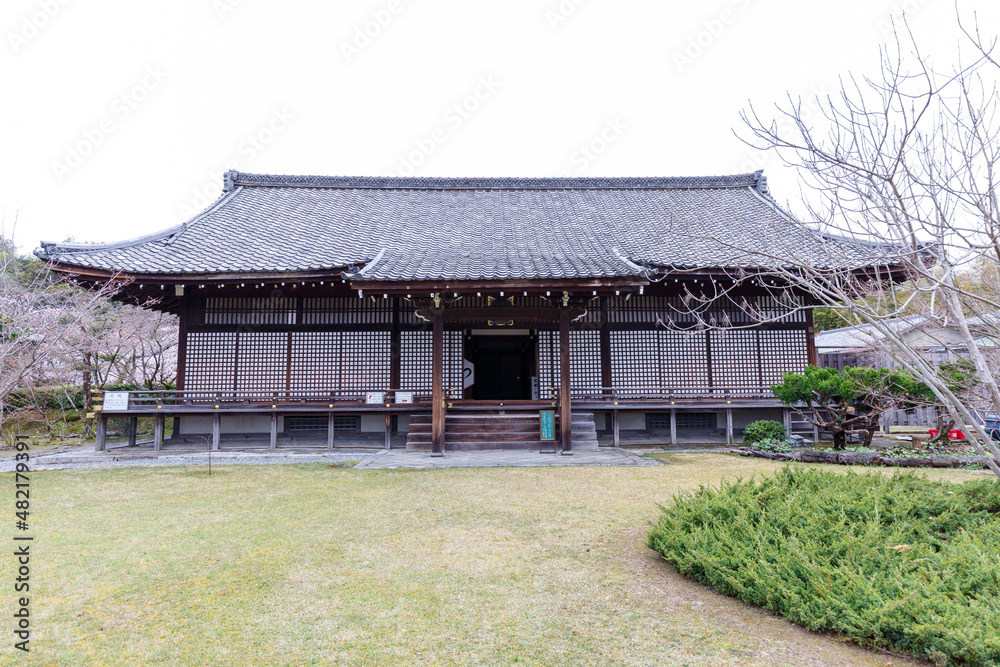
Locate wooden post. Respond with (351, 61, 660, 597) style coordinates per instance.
(670, 409, 677, 446)
(559, 307, 573, 454)
(599, 297, 612, 397)
(612, 410, 620, 447)
(805, 307, 818, 367)
(431, 308, 445, 456)
(726, 408, 734, 445)
(783, 408, 792, 433)
(385, 413, 392, 450)
(270, 413, 277, 450)
(153, 414, 164, 452)
(327, 412, 335, 449)
(212, 412, 221, 451)
(128, 416, 138, 447)
(95, 413, 107, 451)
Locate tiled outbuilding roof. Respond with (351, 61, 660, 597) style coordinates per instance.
(36, 170, 874, 282)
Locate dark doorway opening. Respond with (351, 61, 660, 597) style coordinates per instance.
(468, 335, 534, 400)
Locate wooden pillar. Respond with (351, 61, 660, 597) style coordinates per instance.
(390, 298, 401, 390)
(385, 413, 392, 450)
(559, 307, 573, 454)
(612, 410, 620, 447)
(94, 413, 107, 451)
(153, 414, 164, 452)
(783, 408, 792, 433)
(599, 297, 612, 396)
(212, 412, 221, 451)
(270, 413, 277, 449)
(726, 408, 734, 445)
(805, 308, 818, 367)
(176, 296, 190, 391)
(327, 412, 335, 449)
(670, 409, 677, 446)
(431, 309, 445, 456)
(128, 416, 138, 447)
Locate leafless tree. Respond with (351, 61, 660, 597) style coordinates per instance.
(711, 13, 1000, 477)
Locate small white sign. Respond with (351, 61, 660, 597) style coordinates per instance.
(103, 392, 130, 412)
(395, 391, 413, 405)
(366, 391, 385, 405)
(463, 359, 475, 389)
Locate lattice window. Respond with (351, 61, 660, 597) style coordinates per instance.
(677, 413, 717, 429)
(759, 330, 808, 386)
(204, 298, 296, 325)
(609, 330, 659, 392)
(400, 331, 433, 391)
(400, 331, 464, 397)
(301, 297, 392, 325)
(709, 330, 760, 394)
(339, 332, 391, 392)
(536, 330, 602, 390)
(290, 332, 340, 396)
(184, 332, 237, 392)
(660, 330, 710, 391)
(235, 332, 288, 396)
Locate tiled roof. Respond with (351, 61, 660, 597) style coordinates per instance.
(36, 170, 876, 282)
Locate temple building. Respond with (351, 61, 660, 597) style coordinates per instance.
(36, 170, 867, 454)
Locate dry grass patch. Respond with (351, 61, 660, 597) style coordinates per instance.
(0, 454, 983, 666)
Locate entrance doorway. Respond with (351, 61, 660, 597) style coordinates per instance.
(467, 334, 535, 400)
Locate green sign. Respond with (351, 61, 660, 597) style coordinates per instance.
(540, 410, 555, 441)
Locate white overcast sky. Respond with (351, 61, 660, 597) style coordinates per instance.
(2, 0, 998, 252)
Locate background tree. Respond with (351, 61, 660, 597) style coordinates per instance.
(673, 13, 1000, 478)
(771, 365, 924, 450)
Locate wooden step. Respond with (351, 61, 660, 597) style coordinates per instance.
(406, 409, 599, 452)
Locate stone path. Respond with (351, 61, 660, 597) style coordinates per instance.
(2, 446, 657, 472)
(355, 448, 657, 469)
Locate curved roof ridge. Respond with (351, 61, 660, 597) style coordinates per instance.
(225, 170, 764, 192)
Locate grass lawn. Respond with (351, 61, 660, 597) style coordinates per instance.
(0, 454, 986, 666)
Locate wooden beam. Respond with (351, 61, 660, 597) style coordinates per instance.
(431, 309, 445, 456)
(128, 417, 138, 447)
(212, 412, 221, 451)
(95, 414, 107, 452)
(270, 413, 278, 449)
(327, 412, 336, 449)
(559, 307, 573, 454)
(154, 414, 164, 452)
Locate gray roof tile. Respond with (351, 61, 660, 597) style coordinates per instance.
(36, 170, 874, 281)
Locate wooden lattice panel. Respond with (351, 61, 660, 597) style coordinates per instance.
(758, 330, 808, 386)
(338, 332, 391, 392)
(609, 330, 659, 390)
(537, 330, 602, 390)
(184, 332, 237, 392)
(301, 297, 392, 325)
(290, 332, 340, 395)
(204, 298, 296, 325)
(659, 330, 710, 389)
(709, 330, 760, 394)
(235, 332, 288, 395)
(399, 331, 464, 396)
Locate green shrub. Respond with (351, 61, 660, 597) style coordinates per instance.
(647, 468, 1000, 666)
(742, 419, 787, 445)
(754, 437, 792, 453)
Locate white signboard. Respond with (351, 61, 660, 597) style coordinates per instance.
(103, 392, 130, 412)
(463, 359, 475, 389)
(395, 391, 413, 405)
(365, 391, 385, 405)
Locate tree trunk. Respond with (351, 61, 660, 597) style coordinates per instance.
(831, 428, 847, 451)
(82, 352, 93, 437)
